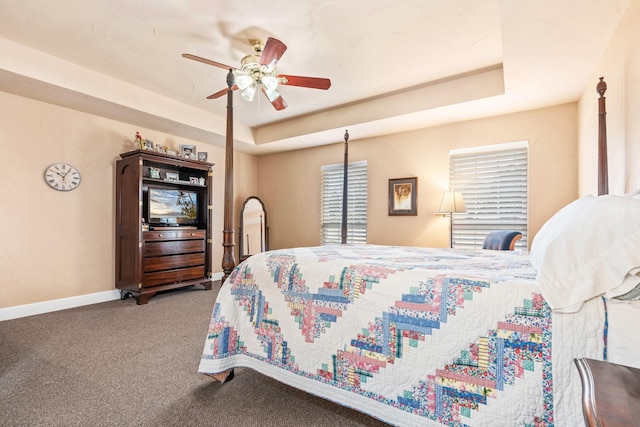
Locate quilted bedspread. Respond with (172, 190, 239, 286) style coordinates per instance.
(199, 245, 605, 426)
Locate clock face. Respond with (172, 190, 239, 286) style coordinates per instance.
(44, 163, 81, 191)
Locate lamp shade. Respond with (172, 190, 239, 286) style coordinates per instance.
(436, 190, 466, 214)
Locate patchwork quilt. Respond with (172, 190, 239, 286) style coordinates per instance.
(199, 245, 605, 426)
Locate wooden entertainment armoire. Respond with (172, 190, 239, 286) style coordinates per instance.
(115, 149, 214, 305)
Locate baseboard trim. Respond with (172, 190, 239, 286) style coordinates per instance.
(0, 290, 121, 321)
(0, 272, 224, 321)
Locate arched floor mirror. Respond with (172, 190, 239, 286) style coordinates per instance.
(239, 196, 268, 261)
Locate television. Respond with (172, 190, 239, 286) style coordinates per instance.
(147, 187, 199, 226)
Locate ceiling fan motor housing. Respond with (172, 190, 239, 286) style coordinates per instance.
(241, 54, 276, 85)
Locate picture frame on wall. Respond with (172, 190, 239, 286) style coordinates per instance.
(388, 177, 417, 216)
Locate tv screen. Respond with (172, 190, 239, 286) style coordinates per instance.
(148, 188, 198, 225)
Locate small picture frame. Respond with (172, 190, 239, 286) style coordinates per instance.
(389, 177, 417, 216)
(149, 167, 160, 179)
(165, 172, 179, 182)
(180, 144, 196, 158)
(143, 139, 154, 150)
(189, 177, 199, 184)
(197, 151, 208, 162)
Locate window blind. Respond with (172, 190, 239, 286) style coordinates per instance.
(449, 142, 528, 250)
(321, 161, 368, 244)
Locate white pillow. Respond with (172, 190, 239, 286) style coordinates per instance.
(531, 195, 640, 312)
(530, 195, 595, 271)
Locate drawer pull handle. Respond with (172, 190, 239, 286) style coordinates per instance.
(158, 234, 163, 237)
(190, 233, 195, 236)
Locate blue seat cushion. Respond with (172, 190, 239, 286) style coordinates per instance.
(482, 231, 522, 250)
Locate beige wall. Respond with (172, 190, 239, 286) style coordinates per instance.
(578, 0, 640, 195)
(258, 103, 578, 251)
(0, 92, 256, 309)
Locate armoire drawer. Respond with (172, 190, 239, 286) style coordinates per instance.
(144, 253, 205, 273)
(144, 239, 205, 257)
(143, 229, 205, 241)
(143, 266, 206, 288)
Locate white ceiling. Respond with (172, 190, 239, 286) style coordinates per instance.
(0, 0, 629, 154)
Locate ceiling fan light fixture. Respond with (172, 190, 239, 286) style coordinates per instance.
(236, 74, 253, 90)
(241, 84, 257, 102)
(262, 75, 278, 91)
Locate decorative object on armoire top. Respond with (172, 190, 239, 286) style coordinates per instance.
(133, 131, 143, 149)
(182, 37, 331, 111)
(180, 144, 196, 159)
(44, 162, 81, 192)
(436, 190, 466, 248)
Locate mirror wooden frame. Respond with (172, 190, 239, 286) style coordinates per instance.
(239, 196, 268, 261)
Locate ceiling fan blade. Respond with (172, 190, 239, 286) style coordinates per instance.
(182, 53, 238, 71)
(278, 74, 331, 90)
(262, 87, 287, 110)
(259, 37, 287, 69)
(206, 85, 238, 99)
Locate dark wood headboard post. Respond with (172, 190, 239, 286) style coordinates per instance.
(597, 77, 609, 195)
(221, 69, 236, 281)
(341, 130, 349, 244)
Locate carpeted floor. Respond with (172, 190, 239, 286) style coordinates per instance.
(0, 285, 390, 427)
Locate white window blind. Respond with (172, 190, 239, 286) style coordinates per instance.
(449, 142, 528, 250)
(321, 161, 368, 244)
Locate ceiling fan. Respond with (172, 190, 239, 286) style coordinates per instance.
(182, 37, 331, 111)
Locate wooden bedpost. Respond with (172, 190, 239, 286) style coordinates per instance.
(221, 69, 236, 281)
(341, 130, 349, 244)
(597, 77, 608, 196)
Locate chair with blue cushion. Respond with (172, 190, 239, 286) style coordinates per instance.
(482, 230, 522, 250)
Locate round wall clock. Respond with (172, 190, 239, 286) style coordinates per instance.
(44, 163, 81, 191)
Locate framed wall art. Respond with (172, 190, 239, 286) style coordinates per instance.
(388, 177, 417, 216)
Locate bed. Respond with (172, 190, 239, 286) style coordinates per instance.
(198, 78, 640, 426)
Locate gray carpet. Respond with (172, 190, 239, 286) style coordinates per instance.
(0, 285, 390, 426)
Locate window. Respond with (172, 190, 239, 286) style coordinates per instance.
(321, 161, 368, 244)
(449, 141, 528, 250)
